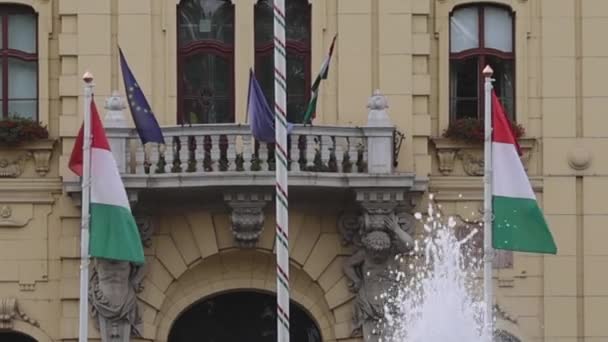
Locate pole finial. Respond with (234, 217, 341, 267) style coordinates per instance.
(482, 65, 494, 77)
(82, 71, 94, 83)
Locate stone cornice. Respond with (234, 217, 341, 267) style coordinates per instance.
(429, 176, 543, 201)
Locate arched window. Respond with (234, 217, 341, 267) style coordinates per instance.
(255, 0, 311, 123)
(178, 0, 234, 124)
(0, 5, 37, 120)
(449, 5, 514, 120)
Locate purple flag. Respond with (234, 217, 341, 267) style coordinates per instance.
(247, 69, 293, 143)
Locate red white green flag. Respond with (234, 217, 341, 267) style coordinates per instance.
(69, 99, 145, 263)
(302, 35, 337, 124)
(491, 91, 557, 254)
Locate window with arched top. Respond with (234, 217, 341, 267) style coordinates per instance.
(178, 0, 234, 124)
(449, 4, 514, 121)
(255, 0, 311, 123)
(0, 5, 37, 120)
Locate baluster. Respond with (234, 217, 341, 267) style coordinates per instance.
(258, 142, 268, 171)
(203, 136, 212, 172)
(226, 134, 237, 171)
(171, 136, 183, 173)
(195, 136, 206, 171)
(210, 135, 220, 171)
(242, 134, 252, 171)
(305, 135, 316, 171)
(290, 134, 300, 172)
(334, 136, 345, 173)
(187, 136, 197, 172)
(356, 137, 366, 173)
(347, 137, 357, 173)
(154, 143, 167, 174)
(321, 135, 332, 172)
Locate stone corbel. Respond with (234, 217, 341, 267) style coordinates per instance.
(224, 191, 272, 248)
(0, 298, 39, 330)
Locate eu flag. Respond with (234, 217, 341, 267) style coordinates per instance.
(247, 69, 293, 143)
(119, 47, 165, 144)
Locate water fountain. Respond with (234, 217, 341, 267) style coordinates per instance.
(381, 195, 492, 342)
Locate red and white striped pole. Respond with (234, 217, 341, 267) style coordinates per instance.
(273, 0, 290, 341)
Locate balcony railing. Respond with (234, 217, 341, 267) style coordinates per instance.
(108, 124, 396, 175)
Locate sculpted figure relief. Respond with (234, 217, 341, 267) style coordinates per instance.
(89, 259, 145, 342)
(342, 212, 415, 341)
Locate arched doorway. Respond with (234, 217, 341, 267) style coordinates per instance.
(0, 331, 37, 342)
(168, 291, 321, 342)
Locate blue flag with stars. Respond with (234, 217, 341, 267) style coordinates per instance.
(119, 48, 165, 144)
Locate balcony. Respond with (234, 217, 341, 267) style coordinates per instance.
(62, 91, 427, 247)
(63, 91, 425, 199)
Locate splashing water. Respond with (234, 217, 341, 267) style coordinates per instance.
(382, 197, 492, 342)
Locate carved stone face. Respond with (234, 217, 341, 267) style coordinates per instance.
(362, 230, 391, 263)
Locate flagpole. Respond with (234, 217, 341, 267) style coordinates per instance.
(78, 71, 94, 342)
(273, 0, 290, 341)
(482, 65, 494, 340)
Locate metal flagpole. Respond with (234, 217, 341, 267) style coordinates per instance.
(78, 71, 94, 342)
(482, 65, 494, 341)
(273, 0, 290, 341)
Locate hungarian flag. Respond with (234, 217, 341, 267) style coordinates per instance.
(69, 99, 145, 263)
(492, 91, 557, 254)
(302, 34, 337, 124)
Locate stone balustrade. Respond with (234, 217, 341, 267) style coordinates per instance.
(107, 124, 396, 177)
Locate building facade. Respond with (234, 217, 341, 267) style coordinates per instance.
(0, 0, 603, 341)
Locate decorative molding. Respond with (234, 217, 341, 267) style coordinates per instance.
(567, 146, 591, 170)
(431, 137, 536, 176)
(135, 216, 155, 248)
(0, 139, 56, 177)
(0, 298, 39, 330)
(224, 191, 272, 248)
(0, 153, 30, 178)
(0, 205, 33, 228)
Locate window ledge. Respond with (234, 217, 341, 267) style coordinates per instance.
(431, 137, 536, 176)
(0, 139, 56, 178)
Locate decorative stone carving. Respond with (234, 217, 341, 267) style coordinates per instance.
(366, 89, 391, 127)
(458, 150, 484, 176)
(136, 215, 155, 248)
(0, 298, 39, 329)
(432, 137, 536, 176)
(224, 191, 272, 248)
(104, 91, 128, 128)
(567, 146, 591, 170)
(494, 303, 518, 324)
(341, 190, 415, 341)
(0, 153, 30, 178)
(89, 259, 145, 342)
(437, 148, 457, 175)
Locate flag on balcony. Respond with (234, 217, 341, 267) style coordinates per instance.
(302, 34, 337, 124)
(69, 99, 145, 264)
(492, 91, 557, 254)
(247, 69, 293, 143)
(119, 47, 165, 145)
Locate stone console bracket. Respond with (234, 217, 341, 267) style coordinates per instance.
(223, 191, 272, 248)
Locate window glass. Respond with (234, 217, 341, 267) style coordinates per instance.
(450, 7, 479, 53)
(484, 7, 512, 52)
(450, 57, 478, 119)
(8, 58, 36, 118)
(178, 0, 234, 45)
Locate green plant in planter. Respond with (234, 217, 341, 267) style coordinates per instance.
(442, 117, 524, 144)
(0, 116, 49, 146)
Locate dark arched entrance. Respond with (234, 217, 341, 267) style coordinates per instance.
(0, 332, 37, 342)
(168, 291, 322, 342)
